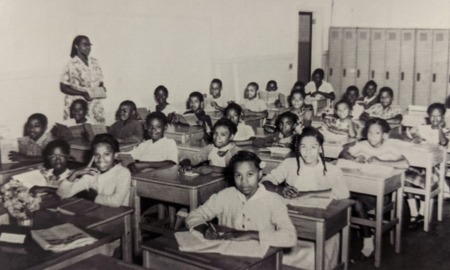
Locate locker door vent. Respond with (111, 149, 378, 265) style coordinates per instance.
(374, 32, 382, 40)
(359, 32, 367, 39)
(420, 33, 428, 41)
(389, 32, 396, 40)
(345, 31, 353, 39)
(332, 31, 339, 39)
(436, 33, 444, 42)
(404, 33, 412, 41)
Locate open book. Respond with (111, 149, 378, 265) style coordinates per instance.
(283, 196, 332, 209)
(54, 123, 85, 140)
(175, 231, 269, 258)
(279, 93, 287, 108)
(87, 86, 106, 99)
(31, 223, 96, 252)
(259, 91, 279, 104)
(83, 123, 108, 141)
(259, 147, 291, 157)
(175, 113, 199, 126)
(336, 159, 394, 177)
(0, 139, 18, 164)
(12, 169, 47, 189)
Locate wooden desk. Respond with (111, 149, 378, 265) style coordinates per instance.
(177, 140, 287, 174)
(141, 234, 282, 270)
(342, 169, 404, 268)
(35, 197, 134, 263)
(322, 138, 358, 160)
(288, 199, 353, 270)
(0, 161, 42, 184)
(165, 124, 205, 144)
(132, 166, 227, 253)
(63, 254, 145, 270)
(0, 225, 113, 270)
(395, 142, 446, 232)
(208, 111, 265, 130)
(69, 138, 138, 164)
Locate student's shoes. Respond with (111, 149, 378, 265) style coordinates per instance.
(352, 251, 374, 262)
(408, 215, 424, 230)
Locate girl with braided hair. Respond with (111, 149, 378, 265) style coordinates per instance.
(261, 127, 349, 269)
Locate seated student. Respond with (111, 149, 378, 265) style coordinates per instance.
(304, 68, 335, 103)
(341, 86, 364, 119)
(186, 150, 297, 249)
(321, 100, 357, 138)
(57, 134, 131, 207)
(9, 113, 53, 163)
(179, 118, 241, 174)
(339, 118, 408, 258)
(291, 81, 305, 93)
(224, 103, 255, 143)
(128, 112, 178, 173)
(262, 127, 349, 269)
(264, 80, 281, 106)
(29, 139, 73, 195)
(177, 91, 213, 135)
(359, 80, 378, 110)
(394, 103, 448, 228)
(359, 87, 402, 125)
(110, 100, 144, 144)
(51, 99, 93, 139)
(205, 78, 227, 112)
(272, 112, 298, 148)
(154, 85, 177, 117)
(243, 82, 269, 118)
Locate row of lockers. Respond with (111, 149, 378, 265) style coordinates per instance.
(327, 27, 450, 109)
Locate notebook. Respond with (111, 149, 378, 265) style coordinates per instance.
(175, 113, 199, 126)
(175, 231, 269, 258)
(0, 139, 18, 164)
(12, 170, 46, 189)
(336, 159, 394, 178)
(83, 123, 108, 141)
(136, 108, 149, 121)
(283, 196, 332, 209)
(279, 93, 287, 108)
(87, 86, 106, 99)
(259, 147, 291, 157)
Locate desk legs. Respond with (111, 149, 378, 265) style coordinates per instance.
(189, 190, 198, 211)
(395, 183, 403, 254)
(134, 194, 142, 255)
(122, 214, 132, 262)
(315, 222, 325, 270)
(341, 207, 351, 270)
(424, 165, 432, 232)
(438, 161, 445, 222)
(375, 194, 383, 268)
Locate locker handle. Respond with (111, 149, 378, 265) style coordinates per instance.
(343, 69, 346, 77)
(416, 73, 420, 81)
(371, 70, 375, 79)
(357, 70, 360, 78)
(386, 72, 389, 80)
(433, 73, 436, 83)
(330, 68, 333, 76)
(401, 72, 404, 81)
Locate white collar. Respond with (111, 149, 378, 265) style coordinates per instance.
(236, 184, 268, 202)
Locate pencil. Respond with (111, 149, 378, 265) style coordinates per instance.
(87, 156, 95, 167)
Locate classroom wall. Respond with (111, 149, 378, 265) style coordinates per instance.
(331, 0, 450, 28)
(0, 0, 332, 138)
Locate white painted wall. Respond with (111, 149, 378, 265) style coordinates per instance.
(0, 0, 332, 137)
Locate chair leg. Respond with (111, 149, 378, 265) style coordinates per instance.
(390, 192, 396, 245)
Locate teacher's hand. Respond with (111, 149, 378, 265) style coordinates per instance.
(83, 91, 92, 101)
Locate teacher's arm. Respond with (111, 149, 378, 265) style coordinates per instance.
(60, 83, 92, 101)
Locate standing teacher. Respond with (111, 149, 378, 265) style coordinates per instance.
(60, 35, 106, 123)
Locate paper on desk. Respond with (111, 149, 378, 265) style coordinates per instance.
(12, 169, 46, 189)
(0, 233, 26, 244)
(175, 231, 269, 258)
(283, 196, 332, 209)
(336, 159, 394, 177)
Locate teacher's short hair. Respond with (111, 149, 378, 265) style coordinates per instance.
(70, 35, 90, 58)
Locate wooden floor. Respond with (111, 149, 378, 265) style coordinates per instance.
(348, 199, 450, 270)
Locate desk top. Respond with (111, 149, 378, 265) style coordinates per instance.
(166, 124, 204, 135)
(132, 165, 225, 189)
(0, 161, 42, 174)
(207, 111, 265, 122)
(69, 137, 138, 152)
(142, 233, 280, 270)
(0, 225, 112, 270)
(63, 254, 144, 270)
(287, 199, 353, 222)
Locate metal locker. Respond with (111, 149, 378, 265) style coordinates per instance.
(341, 28, 357, 99)
(414, 29, 433, 106)
(356, 28, 371, 90)
(328, 27, 343, 97)
(369, 29, 386, 88)
(399, 29, 416, 110)
(430, 30, 449, 104)
(384, 29, 401, 104)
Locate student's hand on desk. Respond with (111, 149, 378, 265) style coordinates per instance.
(366, 156, 381, 164)
(192, 166, 214, 175)
(282, 186, 299, 199)
(204, 227, 222, 240)
(353, 155, 366, 163)
(178, 160, 192, 174)
(221, 231, 258, 241)
(8, 151, 27, 162)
